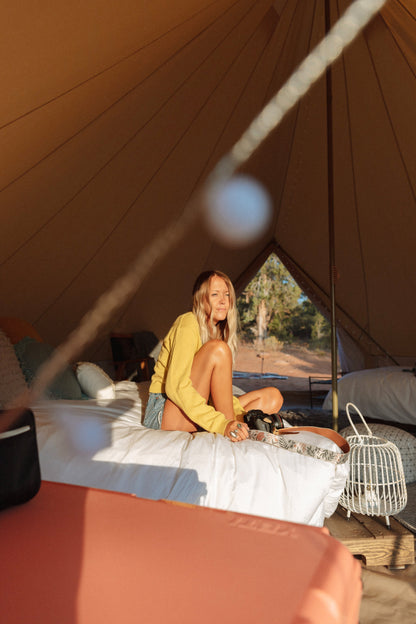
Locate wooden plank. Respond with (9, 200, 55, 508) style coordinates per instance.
(325, 506, 415, 567)
(326, 509, 373, 540)
(354, 514, 392, 539)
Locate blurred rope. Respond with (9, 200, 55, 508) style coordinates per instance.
(12, 0, 387, 408)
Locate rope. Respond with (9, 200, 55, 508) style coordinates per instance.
(11, 0, 387, 408)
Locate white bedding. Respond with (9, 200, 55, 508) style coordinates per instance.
(32, 395, 349, 527)
(323, 366, 416, 425)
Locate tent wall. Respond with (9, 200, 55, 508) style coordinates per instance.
(1, 0, 415, 368)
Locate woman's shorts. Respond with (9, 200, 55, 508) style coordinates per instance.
(143, 392, 167, 430)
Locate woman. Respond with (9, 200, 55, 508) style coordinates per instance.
(143, 270, 283, 442)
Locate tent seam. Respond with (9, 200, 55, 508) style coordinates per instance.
(273, 0, 318, 235)
(115, 3, 279, 328)
(0, 0, 240, 132)
(0, 0, 259, 268)
(0, 0, 244, 194)
(336, 0, 371, 338)
(364, 17, 416, 203)
(33, 1, 273, 326)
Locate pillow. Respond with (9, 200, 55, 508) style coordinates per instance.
(340, 423, 416, 484)
(14, 337, 83, 400)
(113, 380, 141, 401)
(75, 362, 116, 400)
(0, 330, 28, 408)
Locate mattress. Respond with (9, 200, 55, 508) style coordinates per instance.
(32, 396, 349, 527)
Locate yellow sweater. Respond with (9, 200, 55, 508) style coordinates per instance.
(149, 312, 245, 434)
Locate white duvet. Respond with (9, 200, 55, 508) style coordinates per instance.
(33, 397, 349, 527)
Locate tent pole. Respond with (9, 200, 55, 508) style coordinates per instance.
(325, 0, 339, 431)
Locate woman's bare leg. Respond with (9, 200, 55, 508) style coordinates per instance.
(238, 387, 284, 414)
(161, 340, 235, 431)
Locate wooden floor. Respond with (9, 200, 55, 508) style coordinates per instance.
(325, 505, 415, 567)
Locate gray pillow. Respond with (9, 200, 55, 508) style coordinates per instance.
(14, 337, 83, 400)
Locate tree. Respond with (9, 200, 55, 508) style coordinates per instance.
(237, 253, 331, 349)
(237, 254, 301, 344)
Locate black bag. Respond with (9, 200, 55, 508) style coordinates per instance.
(0, 408, 41, 511)
(244, 409, 284, 434)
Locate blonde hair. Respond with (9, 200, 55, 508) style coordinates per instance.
(192, 270, 238, 360)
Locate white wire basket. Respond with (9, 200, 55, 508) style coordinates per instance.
(339, 403, 407, 527)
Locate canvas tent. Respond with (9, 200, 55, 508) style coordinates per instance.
(1, 0, 415, 371)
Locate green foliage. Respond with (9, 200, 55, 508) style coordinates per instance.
(237, 254, 330, 350)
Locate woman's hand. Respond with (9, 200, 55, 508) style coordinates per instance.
(225, 420, 249, 442)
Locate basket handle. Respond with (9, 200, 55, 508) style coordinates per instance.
(345, 402, 373, 439)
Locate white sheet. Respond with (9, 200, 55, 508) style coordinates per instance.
(323, 366, 416, 425)
(33, 397, 349, 527)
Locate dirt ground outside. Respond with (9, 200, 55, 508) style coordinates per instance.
(234, 343, 333, 392)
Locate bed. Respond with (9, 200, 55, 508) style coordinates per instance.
(0, 321, 349, 527)
(323, 366, 416, 426)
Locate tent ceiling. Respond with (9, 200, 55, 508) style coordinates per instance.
(1, 0, 415, 368)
